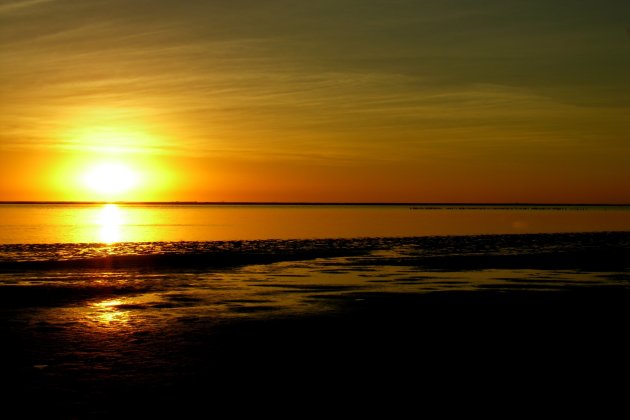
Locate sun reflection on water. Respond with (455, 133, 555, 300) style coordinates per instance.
(90, 298, 130, 326)
(98, 204, 123, 243)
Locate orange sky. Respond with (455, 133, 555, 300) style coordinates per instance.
(1, 0, 629, 203)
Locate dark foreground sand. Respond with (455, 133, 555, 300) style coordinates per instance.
(3, 287, 629, 417)
(1, 233, 629, 417)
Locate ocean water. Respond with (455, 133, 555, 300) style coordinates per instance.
(1, 203, 628, 317)
(1, 203, 629, 244)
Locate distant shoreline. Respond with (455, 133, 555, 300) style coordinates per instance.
(1, 201, 629, 207)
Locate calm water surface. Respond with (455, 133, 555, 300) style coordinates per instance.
(1, 203, 629, 244)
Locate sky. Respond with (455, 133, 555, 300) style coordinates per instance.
(1, 0, 629, 202)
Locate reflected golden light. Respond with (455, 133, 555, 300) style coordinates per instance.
(94, 299, 124, 308)
(90, 298, 129, 326)
(98, 204, 123, 243)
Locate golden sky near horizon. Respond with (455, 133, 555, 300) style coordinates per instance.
(1, 0, 629, 202)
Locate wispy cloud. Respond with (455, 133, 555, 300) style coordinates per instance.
(1, 1, 629, 163)
(0, 0, 56, 14)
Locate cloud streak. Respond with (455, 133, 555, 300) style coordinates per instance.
(0, 0, 57, 14)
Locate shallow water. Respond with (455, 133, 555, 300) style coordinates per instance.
(2, 233, 628, 335)
(2, 230, 629, 416)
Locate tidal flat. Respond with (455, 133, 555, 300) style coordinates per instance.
(1, 232, 629, 417)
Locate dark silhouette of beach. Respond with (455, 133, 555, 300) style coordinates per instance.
(1, 232, 629, 416)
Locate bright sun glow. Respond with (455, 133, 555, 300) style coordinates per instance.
(83, 162, 138, 196)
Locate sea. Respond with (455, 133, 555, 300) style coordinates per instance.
(2, 203, 629, 415)
(1, 203, 629, 311)
(2, 203, 630, 244)
(2, 201, 629, 334)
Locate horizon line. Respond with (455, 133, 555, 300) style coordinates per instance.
(0, 201, 629, 207)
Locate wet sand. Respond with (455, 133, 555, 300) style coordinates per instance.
(1, 233, 629, 417)
(3, 288, 629, 417)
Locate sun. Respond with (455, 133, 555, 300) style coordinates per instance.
(54, 152, 174, 202)
(83, 162, 139, 197)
